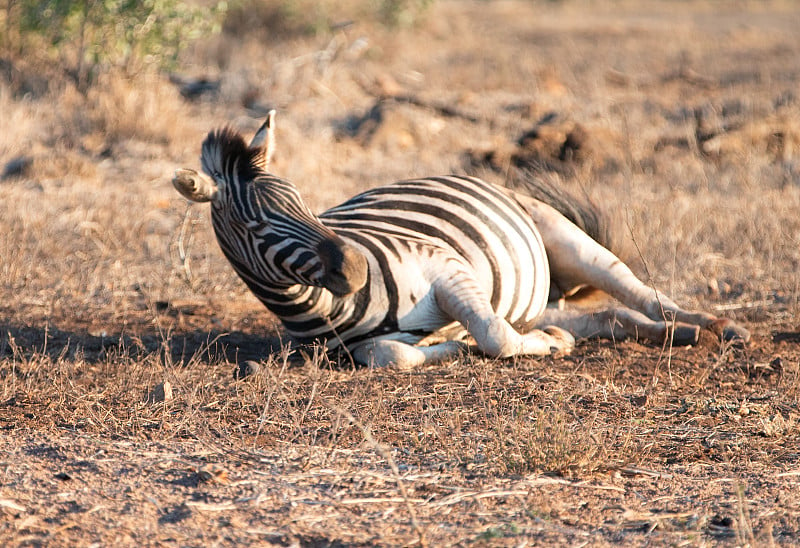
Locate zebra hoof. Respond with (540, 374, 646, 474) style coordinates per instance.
(543, 326, 575, 355)
(710, 319, 750, 345)
(670, 324, 701, 347)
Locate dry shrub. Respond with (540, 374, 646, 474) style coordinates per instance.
(223, 0, 367, 39)
(64, 70, 193, 151)
(0, 85, 44, 157)
(2, 67, 195, 183)
(222, 0, 431, 39)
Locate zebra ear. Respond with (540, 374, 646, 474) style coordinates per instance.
(172, 168, 218, 202)
(250, 109, 276, 171)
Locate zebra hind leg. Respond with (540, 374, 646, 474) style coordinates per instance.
(538, 306, 702, 346)
(516, 195, 750, 344)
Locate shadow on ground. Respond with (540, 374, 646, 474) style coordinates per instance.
(0, 321, 284, 366)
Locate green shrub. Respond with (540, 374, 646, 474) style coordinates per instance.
(378, 0, 434, 28)
(4, 0, 227, 90)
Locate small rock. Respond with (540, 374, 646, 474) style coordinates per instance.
(1, 156, 33, 180)
(233, 360, 261, 380)
(738, 403, 750, 416)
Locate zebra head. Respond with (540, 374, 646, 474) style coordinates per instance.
(172, 117, 368, 297)
(172, 109, 275, 203)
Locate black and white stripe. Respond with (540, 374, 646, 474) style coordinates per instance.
(201, 128, 549, 351)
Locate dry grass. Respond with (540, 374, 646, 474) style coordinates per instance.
(2, 0, 800, 545)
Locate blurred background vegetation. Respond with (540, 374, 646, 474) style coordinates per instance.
(0, 0, 434, 92)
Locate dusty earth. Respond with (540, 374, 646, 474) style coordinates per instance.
(2, 0, 800, 545)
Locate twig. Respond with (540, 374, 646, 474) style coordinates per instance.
(713, 300, 774, 312)
(0, 498, 26, 512)
(392, 94, 480, 123)
(255, 350, 291, 442)
(355, 75, 481, 124)
(735, 482, 756, 546)
(776, 469, 800, 477)
(338, 497, 427, 505)
(618, 466, 673, 479)
(177, 205, 194, 284)
(526, 475, 626, 493)
(624, 209, 675, 385)
(430, 489, 529, 508)
(185, 500, 238, 512)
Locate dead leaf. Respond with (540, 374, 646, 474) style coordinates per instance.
(196, 464, 230, 485)
(146, 381, 173, 404)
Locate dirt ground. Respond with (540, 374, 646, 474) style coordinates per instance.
(2, 0, 800, 545)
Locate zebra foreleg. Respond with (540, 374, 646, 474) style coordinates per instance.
(434, 276, 575, 359)
(518, 198, 750, 344)
(352, 339, 467, 368)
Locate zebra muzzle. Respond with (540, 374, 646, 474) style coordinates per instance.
(317, 238, 368, 296)
(172, 168, 219, 203)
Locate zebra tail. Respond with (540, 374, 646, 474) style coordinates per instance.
(510, 173, 629, 262)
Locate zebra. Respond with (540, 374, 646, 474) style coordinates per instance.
(172, 111, 749, 368)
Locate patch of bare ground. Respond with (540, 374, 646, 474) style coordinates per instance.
(2, 0, 800, 545)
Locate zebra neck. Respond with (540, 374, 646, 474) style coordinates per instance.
(254, 283, 332, 316)
(253, 282, 369, 343)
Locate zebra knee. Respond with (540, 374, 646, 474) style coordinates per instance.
(477, 317, 520, 358)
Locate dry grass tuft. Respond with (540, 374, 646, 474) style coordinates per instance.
(488, 403, 617, 477)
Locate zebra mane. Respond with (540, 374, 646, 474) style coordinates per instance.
(202, 127, 262, 182)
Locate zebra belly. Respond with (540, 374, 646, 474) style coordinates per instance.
(389, 244, 550, 340)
